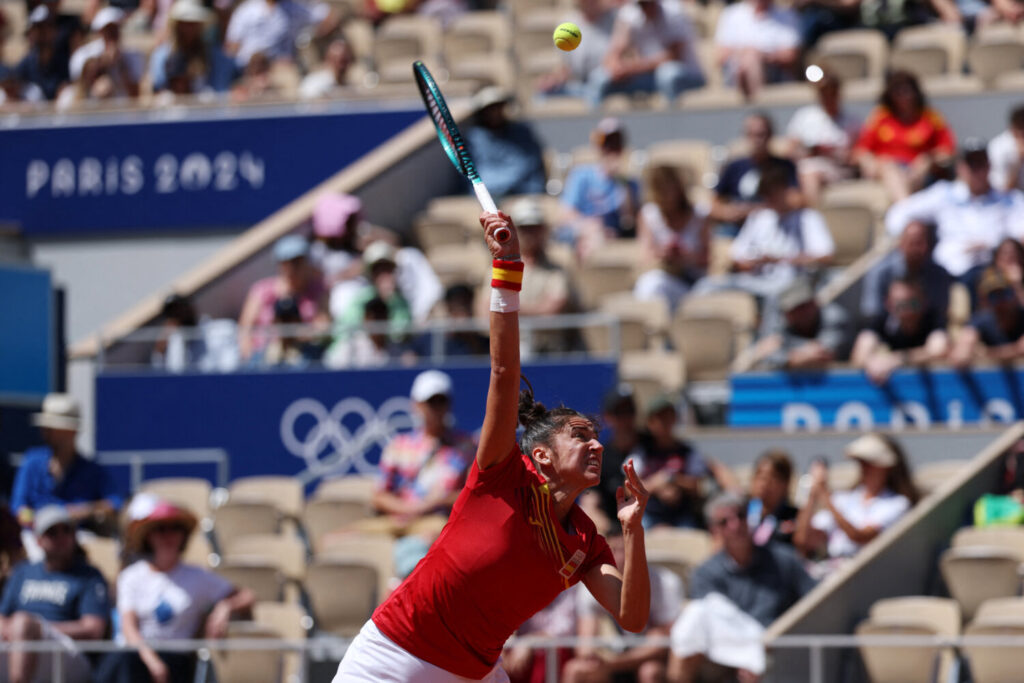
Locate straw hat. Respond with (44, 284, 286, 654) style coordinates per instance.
(32, 394, 81, 431)
(125, 494, 198, 553)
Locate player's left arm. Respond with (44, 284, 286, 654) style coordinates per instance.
(582, 461, 651, 633)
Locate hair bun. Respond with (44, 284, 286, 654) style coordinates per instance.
(518, 390, 547, 431)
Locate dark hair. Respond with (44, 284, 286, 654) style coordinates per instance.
(755, 449, 793, 488)
(889, 276, 924, 296)
(364, 296, 388, 320)
(757, 164, 791, 196)
(876, 433, 920, 504)
(274, 295, 302, 323)
(518, 381, 592, 457)
(747, 110, 774, 137)
(1011, 105, 1024, 131)
(647, 164, 692, 217)
(995, 238, 1024, 277)
(161, 293, 197, 326)
(881, 70, 925, 117)
(445, 283, 475, 308)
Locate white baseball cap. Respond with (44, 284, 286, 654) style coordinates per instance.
(410, 370, 453, 402)
(92, 6, 125, 31)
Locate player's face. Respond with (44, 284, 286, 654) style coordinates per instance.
(550, 417, 603, 487)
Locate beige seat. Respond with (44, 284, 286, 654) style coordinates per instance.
(820, 180, 890, 219)
(427, 243, 490, 289)
(869, 596, 961, 634)
(821, 204, 875, 266)
(318, 532, 395, 593)
(913, 460, 969, 497)
(963, 620, 1024, 682)
(974, 596, 1024, 624)
(670, 315, 735, 382)
(645, 139, 714, 189)
(575, 262, 637, 311)
(425, 195, 485, 226)
(855, 621, 944, 683)
(498, 194, 563, 226)
(514, 8, 565, 67)
(619, 350, 687, 392)
(313, 475, 377, 502)
(952, 527, 1024, 554)
(214, 501, 281, 544)
(253, 602, 311, 683)
(213, 621, 282, 683)
(81, 536, 121, 588)
(941, 547, 1024, 619)
(586, 293, 670, 353)
(183, 530, 216, 568)
(413, 217, 469, 252)
(139, 477, 213, 519)
(968, 41, 1024, 85)
(448, 53, 515, 90)
(948, 282, 972, 331)
(645, 527, 713, 592)
(679, 291, 758, 352)
(892, 25, 967, 77)
(306, 558, 382, 636)
(373, 15, 443, 83)
(303, 498, 375, 554)
(217, 563, 285, 603)
(443, 11, 510, 63)
(229, 476, 304, 520)
(341, 18, 375, 63)
(224, 534, 308, 583)
(812, 29, 889, 81)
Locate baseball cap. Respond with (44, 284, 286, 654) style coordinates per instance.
(363, 240, 397, 268)
(312, 193, 362, 238)
(845, 433, 897, 468)
(592, 117, 626, 148)
(960, 138, 989, 166)
(510, 198, 545, 228)
(778, 278, 815, 312)
(410, 369, 453, 402)
(33, 505, 73, 536)
(473, 86, 510, 112)
(92, 6, 125, 31)
(646, 393, 677, 417)
(273, 235, 309, 263)
(603, 383, 636, 414)
(169, 0, 214, 24)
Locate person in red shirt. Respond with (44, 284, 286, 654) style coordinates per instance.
(334, 212, 652, 682)
(854, 70, 956, 202)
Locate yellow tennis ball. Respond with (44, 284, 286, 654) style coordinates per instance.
(553, 22, 582, 52)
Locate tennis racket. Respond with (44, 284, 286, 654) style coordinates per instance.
(412, 61, 511, 243)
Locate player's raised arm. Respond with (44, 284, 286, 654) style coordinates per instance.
(477, 211, 523, 470)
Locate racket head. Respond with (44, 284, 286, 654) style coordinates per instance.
(413, 61, 480, 183)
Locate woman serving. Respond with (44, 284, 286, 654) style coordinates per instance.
(335, 211, 651, 681)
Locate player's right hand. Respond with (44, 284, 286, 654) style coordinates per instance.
(481, 212, 520, 261)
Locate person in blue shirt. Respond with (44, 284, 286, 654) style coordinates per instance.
(11, 395, 122, 541)
(465, 87, 547, 199)
(0, 505, 110, 683)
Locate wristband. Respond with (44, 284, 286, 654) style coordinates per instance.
(491, 259, 524, 292)
(490, 288, 520, 313)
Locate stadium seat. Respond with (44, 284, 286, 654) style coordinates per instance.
(224, 534, 308, 583)
(968, 41, 1024, 86)
(670, 315, 735, 382)
(313, 475, 377, 501)
(306, 557, 380, 636)
(373, 16, 443, 84)
(868, 596, 961, 634)
(892, 25, 967, 77)
(443, 11, 511, 65)
(303, 498, 374, 553)
(253, 602, 312, 683)
(80, 536, 120, 588)
(214, 501, 282, 545)
(820, 180, 890, 219)
(498, 194, 563, 227)
(139, 477, 213, 519)
(913, 459, 969, 498)
(948, 282, 972, 331)
(941, 547, 1024, 619)
(424, 195, 484, 227)
(618, 350, 687, 409)
(645, 527, 713, 592)
(811, 29, 889, 82)
(212, 621, 283, 683)
(426, 242, 490, 289)
(592, 292, 670, 352)
(952, 527, 1024, 555)
(217, 562, 285, 603)
(963, 620, 1024, 682)
(644, 139, 714, 189)
(753, 82, 816, 107)
(448, 53, 516, 90)
(677, 87, 746, 110)
(575, 258, 638, 311)
(341, 18, 375, 64)
(413, 217, 469, 252)
(514, 8, 566, 64)
(855, 621, 944, 683)
(229, 476, 304, 519)
(821, 204, 875, 266)
(679, 291, 759, 352)
(183, 529, 216, 568)
(318, 532, 395, 593)
(974, 597, 1024, 624)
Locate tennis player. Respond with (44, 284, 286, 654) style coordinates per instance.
(334, 211, 652, 682)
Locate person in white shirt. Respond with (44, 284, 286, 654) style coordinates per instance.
(225, 0, 329, 68)
(885, 142, 1024, 302)
(298, 37, 354, 99)
(794, 433, 918, 578)
(785, 71, 860, 204)
(67, 7, 143, 97)
(714, 0, 800, 100)
(589, 0, 705, 105)
(988, 105, 1024, 193)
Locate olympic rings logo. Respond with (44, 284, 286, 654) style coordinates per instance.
(279, 396, 416, 480)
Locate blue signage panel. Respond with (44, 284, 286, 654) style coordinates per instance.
(730, 368, 1024, 431)
(95, 361, 617, 490)
(0, 265, 52, 402)
(0, 108, 420, 234)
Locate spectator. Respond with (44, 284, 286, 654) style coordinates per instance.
(363, 0, 466, 27)
(67, 7, 142, 98)
(149, 0, 235, 95)
(324, 296, 415, 368)
(310, 192, 364, 286)
(16, 6, 69, 100)
(559, 118, 640, 255)
(238, 234, 328, 360)
(634, 164, 710, 314)
(884, 141, 1024, 298)
(950, 270, 1024, 368)
(415, 283, 489, 357)
(465, 87, 546, 199)
(331, 240, 413, 334)
(668, 492, 815, 682)
(564, 528, 683, 683)
(861, 221, 952, 325)
(229, 50, 279, 101)
(855, 70, 956, 201)
(535, 0, 616, 99)
(580, 384, 644, 533)
(858, 0, 947, 37)
(590, 0, 704, 105)
(852, 278, 949, 385)
(747, 450, 799, 546)
(504, 588, 578, 683)
(0, 63, 45, 106)
(751, 277, 850, 371)
(151, 293, 205, 372)
(637, 395, 737, 529)
(991, 237, 1024, 306)
(795, 0, 860, 47)
(298, 37, 354, 99)
(719, 165, 835, 301)
(795, 433, 918, 576)
(97, 496, 254, 683)
(711, 112, 799, 237)
(262, 295, 324, 367)
(714, 0, 801, 101)
(0, 506, 109, 683)
(225, 0, 331, 68)
(12, 394, 122, 552)
(785, 71, 860, 204)
(989, 105, 1024, 193)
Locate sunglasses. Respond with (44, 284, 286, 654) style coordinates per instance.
(151, 523, 187, 535)
(43, 524, 73, 538)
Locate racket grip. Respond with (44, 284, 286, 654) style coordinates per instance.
(473, 181, 511, 243)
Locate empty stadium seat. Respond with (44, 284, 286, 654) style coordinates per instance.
(821, 205, 875, 266)
(892, 24, 967, 78)
(426, 242, 490, 289)
(253, 602, 312, 683)
(811, 29, 889, 82)
(820, 180, 889, 218)
(229, 476, 304, 519)
(753, 82, 816, 107)
(964, 620, 1024, 682)
(183, 529, 216, 568)
(373, 16, 443, 83)
(941, 527, 1024, 618)
(214, 501, 281, 545)
(855, 621, 944, 683)
(139, 477, 214, 519)
(224, 534, 307, 583)
(217, 563, 285, 603)
(644, 139, 714, 189)
(968, 41, 1024, 86)
(868, 596, 961, 634)
(586, 292, 670, 353)
(974, 597, 1024, 624)
(618, 350, 687, 409)
(212, 621, 283, 683)
(303, 498, 374, 553)
(318, 532, 395, 593)
(443, 11, 511, 64)
(645, 527, 713, 592)
(679, 291, 759, 351)
(305, 557, 380, 636)
(313, 475, 377, 501)
(575, 256, 638, 310)
(670, 315, 735, 382)
(413, 216, 469, 252)
(913, 459, 969, 497)
(81, 536, 120, 588)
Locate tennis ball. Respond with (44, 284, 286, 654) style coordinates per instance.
(553, 22, 582, 52)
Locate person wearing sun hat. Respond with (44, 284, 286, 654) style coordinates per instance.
(149, 0, 236, 95)
(11, 394, 122, 559)
(794, 433, 919, 577)
(67, 6, 143, 96)
(96, 494, 254, 683)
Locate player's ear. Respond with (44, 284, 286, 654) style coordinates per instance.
(532, 445, 553, 467)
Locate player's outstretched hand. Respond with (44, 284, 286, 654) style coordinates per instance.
(616, 460, 649, 530)
(481, 211, 520, 261)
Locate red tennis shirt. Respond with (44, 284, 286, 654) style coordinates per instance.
(372, 447, 615, 679)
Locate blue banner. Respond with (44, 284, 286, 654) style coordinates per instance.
(0, 108, 420, 235)
(730, 368, 1024, 431)
(0, 265, 52, 402)
(95, 361, 617, 491)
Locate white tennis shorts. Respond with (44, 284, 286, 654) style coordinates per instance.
(333, 620, 510, 683)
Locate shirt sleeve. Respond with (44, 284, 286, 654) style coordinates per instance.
(199, 568, 236, 606)
(116, 564, 140, 612)
(0, 567, 22, 616)
(1006, 191, 1024, 241)
(225, 6, 247, 44)
(561, 167, 587, 212)
(712, 7, 738, 47)
(688, 562, 716, 600)
(800, 209, 835, 258)
(649, 568, 684, 626)
(729, 212, 763, 261)
(874, 495, 911, 531)
(884, 182, 945, 236)
(78, 570, 111, 618)
(9, 461, 30, 516)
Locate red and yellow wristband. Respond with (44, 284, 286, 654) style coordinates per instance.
(491, 259, 524, 291)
